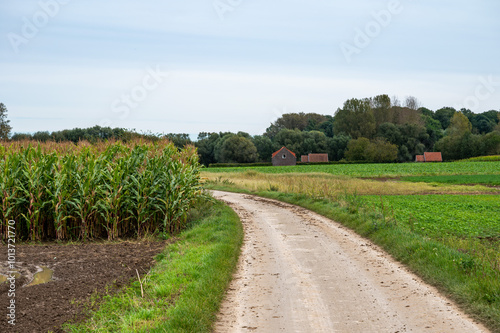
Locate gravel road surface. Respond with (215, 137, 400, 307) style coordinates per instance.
(212, 191, 488, 333)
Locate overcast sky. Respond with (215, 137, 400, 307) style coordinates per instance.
(1, 0, 499, 137)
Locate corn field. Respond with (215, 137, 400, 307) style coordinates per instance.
(0, 139, 203, 241)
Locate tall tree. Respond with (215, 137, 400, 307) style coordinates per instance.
(447, 112, 472, 137)
(302, 130, 329, 154)
(0, 103, 12, 140)
(345, 137, 371, 161)
(252, 135, 276, 162)
(495, 114, 500, 132)
(164, 133, 192, 148)
(215, 135, 258, 163)
(273, 129, 305, 156)
(434, 107, 456, 130)
(434, 112, 478, 160)
(371, 94, 392, 127)
(265, 112, 328, 138)
(422, 115, 443, 149)
(333, 98, 376, 139)
(327, 134, 351, 161)
(195, 132, 221, 166)
(404, 96, 421, 110)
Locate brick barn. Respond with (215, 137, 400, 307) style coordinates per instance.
(415, 152, 443, 162)
(272, 147, 297, 166)
(301, 153, 328, 163)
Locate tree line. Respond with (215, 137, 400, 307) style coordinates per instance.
(2, 96, 500, 164)
(195, 95, 500, 164)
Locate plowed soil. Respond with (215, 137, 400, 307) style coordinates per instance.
(0, 240, 168, 333)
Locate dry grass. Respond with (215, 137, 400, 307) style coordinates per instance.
(202, 170, 497, 198)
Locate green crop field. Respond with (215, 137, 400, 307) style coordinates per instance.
(402, 175, 500, 186)
(205, 161, 500, 178)
(362, 195, 500, 238)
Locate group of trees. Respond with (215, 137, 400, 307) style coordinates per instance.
(2, 95, 500, 164)
(196, 95, 500, 164)
(195, 130, 351, 165)
(1, 104, 194, 146)
(435, 112, 500, 160)
(11, 126, 134, 143)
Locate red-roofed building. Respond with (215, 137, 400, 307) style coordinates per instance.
(424, 152, 443, 162)
(301, 153, 329, 163)
(416, 152, 443, 162)
(272, 147, 296, 166)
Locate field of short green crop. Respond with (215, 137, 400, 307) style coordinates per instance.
(362, 195, 500, 239)
(402, 175, 500, 186)
(205, 161, 500, 178)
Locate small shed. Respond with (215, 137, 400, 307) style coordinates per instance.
(416, 152, 442, 162)
(424, 152, 443, 162)
(301, 153, 328, 163)
(272, 147, 296, 166)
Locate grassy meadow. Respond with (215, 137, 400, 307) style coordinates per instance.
(203, 161, 500, 331)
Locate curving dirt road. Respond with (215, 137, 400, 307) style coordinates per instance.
(212, 191, 489, 333)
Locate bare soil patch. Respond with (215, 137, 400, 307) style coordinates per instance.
(0, 240, 168, 333)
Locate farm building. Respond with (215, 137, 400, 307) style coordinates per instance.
(301, 153, 329, 163)
(415, 152, 443, 162)
(272, 147, 296, 166)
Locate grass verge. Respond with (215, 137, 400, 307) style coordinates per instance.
(64, 198, 243, 332)
(205, 184, 500, 332)
(402, 174, 500, 186)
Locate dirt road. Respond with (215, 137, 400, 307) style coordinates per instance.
(212, 191, 488, 333)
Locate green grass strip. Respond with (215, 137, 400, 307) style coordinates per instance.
(402, 174, 500, 186)
(64, 200, 243, 333)
(204, 161, 500, 177)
